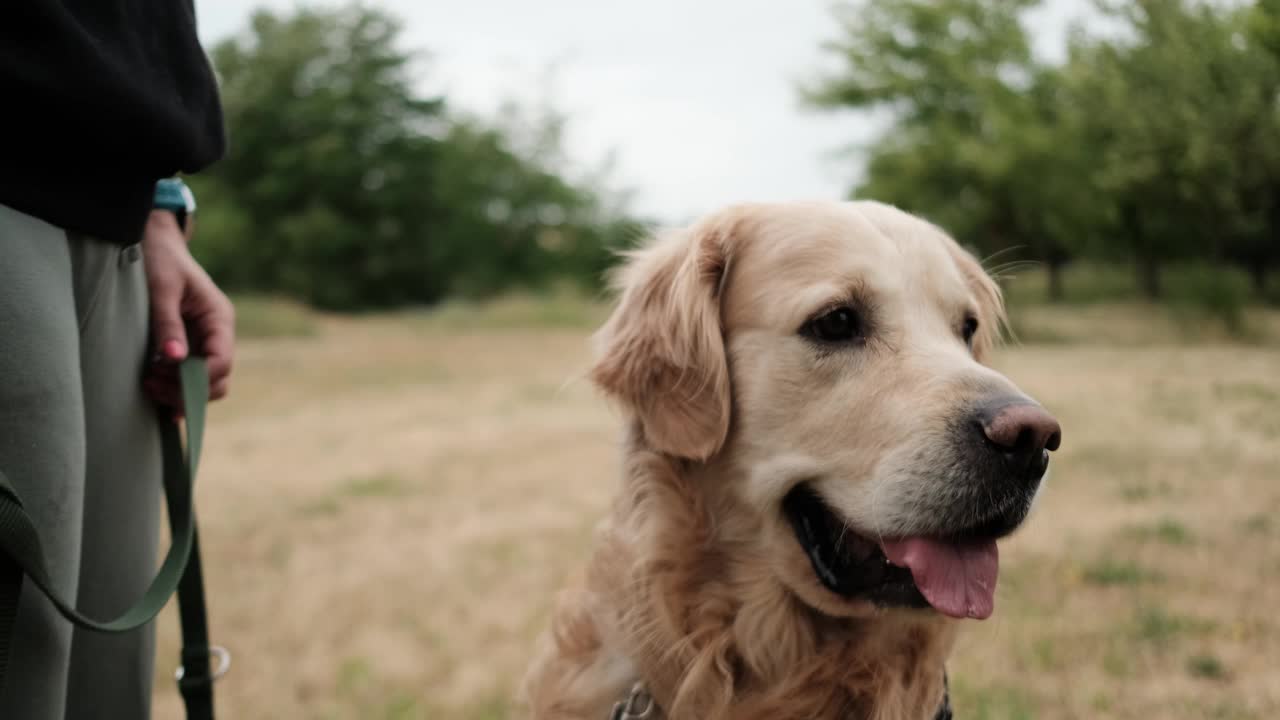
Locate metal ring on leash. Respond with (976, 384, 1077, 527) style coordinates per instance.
(175, 645, 231, 683)
(610, 682, 655, 720)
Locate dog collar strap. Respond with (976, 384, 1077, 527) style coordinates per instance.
(607, 672, 952, 719)
(935, 671, 953, 720)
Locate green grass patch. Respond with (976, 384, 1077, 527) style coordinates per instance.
(341, 473, 409, 498)
(411, 289, 608, 331)
(299, 497, 342, 517)
(1002, 261, 1261, 309)
(1029, 636, 1059, 671)
(1233, 402, 1280, 441)
(1001, 261, 1136, 306)
(1202, 700, 1263, 719)
(1132, 606, 1216, 646)
(1243, 514, 1273, 535)
(267, 539, 291, 570)
(1117, 480, 1174, 503)
(1003, 316, 1072, 345)
(1169, 266, 1252, 337)
(1000, 264, 1280, 344)
(1102, 641, 1132, 678)
(381, 693, 426, 720)
(952, 679, 1037, 720)
(1213, 381, 1280, 404)
(231, 295, 319, 338)
(1126, 517, 1195, 546)
(1186, 653, 1228, 680)
(1083, 559, 1159, 586)
(336, 656, 373, 697)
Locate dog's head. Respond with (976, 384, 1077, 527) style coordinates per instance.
(591, 201, 1061, 621)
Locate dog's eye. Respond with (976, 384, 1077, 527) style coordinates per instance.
(806, 307, 863, 343)
(962, 315, 979, 346)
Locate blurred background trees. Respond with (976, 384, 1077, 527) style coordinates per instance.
(190, 5, 642, 310)
(193, 1, 1279, 314)
(809, 0, 1280, 309)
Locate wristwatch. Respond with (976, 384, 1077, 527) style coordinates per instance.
(153, 177, 197, 233)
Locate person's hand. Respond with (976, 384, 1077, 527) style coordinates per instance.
(141, 209, 235, 408)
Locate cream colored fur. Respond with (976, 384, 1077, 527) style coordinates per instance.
(522, 201, 1033, 720)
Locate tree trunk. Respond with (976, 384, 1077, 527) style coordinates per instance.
(1250, 261, 1268, 297)
(1123, 203, 1161, 300)
(1047, 258, 1065, 303)
(1137, 255, 1161, 300)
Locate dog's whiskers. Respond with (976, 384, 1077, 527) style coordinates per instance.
(980, 245, 1026, 267)
(986, 260, 1041, 279)
(869, 478, 888, 548)
(834, 518, 851, 553)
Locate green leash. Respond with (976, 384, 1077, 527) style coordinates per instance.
(0, 357, 218, 719)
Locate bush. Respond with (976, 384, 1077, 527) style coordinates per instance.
(1172, 266, 1250, 337)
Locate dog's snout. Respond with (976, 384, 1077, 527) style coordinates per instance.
(975, 400, 1062, 483)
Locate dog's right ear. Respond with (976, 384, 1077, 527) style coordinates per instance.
(590, 220, 733, 461)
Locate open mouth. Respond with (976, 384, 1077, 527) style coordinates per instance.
(782, 484, 1023, 620)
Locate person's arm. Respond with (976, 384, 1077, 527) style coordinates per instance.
(143, 178, 235, 406)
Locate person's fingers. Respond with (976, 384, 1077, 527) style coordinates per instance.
(186, 278, 235, 392)
(210, 378, 230, 400)
(200, 303, 235, 385)
(150, 279, 189, 363)
(143, 377, 183, 409)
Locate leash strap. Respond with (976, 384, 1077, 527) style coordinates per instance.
(0, 358, 216, 719)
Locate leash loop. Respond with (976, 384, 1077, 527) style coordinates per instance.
(610, 682, 655, 720)
(175, 644, 231, 683)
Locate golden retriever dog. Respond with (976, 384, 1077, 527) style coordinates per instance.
(521, 201, 1062, 720)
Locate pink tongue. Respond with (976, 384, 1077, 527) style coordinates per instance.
(880, 538, 999, 619)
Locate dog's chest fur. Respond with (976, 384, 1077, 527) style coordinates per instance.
(523, 446, 958, 720)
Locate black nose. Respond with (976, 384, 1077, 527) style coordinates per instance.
(975, 400, 1062, 483)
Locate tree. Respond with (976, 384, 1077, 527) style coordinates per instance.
(805, 0, 1088, 300)
(192, 4, 639, 310)
(1061, 0, 1280, 299)
(809, 0, 1280, 304)
(191, 6, 450, 308)
(1237, 0, 1280, 297)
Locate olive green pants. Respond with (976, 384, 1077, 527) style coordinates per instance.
(0, 205, 162, 718)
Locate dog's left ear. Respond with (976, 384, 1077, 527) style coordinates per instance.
(590, 219, 733, 461)
(948, 243, 1007, 362)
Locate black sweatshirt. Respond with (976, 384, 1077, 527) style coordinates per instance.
(0, 1, 225, 244)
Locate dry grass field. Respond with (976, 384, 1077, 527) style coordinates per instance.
(149, 293, 1280, 720)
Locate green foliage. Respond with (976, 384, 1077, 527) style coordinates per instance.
(807, 0, 1087, 298)
(1064, 1, 1280, 298)
(951, 676, 1037, 720)
(340, 473, 408, 499)
(1173, 265, 1251, 334)
(810, 0, 1280, 309)
(1187, 653, 1228, 680)
(1136, 518, 1195, 546)
(1082, 559, 1158, 586)
(1132, 606, 1216, 645)
(191, 4, 640, 310)
(414, 289, 608, 331)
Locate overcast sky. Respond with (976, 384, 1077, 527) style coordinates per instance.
(196, 1, 1095, 224)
